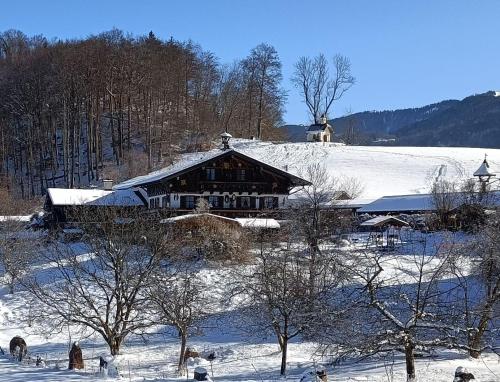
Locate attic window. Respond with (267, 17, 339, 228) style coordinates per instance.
(206, 168, 216, 180)
(236, 169, 246, 181)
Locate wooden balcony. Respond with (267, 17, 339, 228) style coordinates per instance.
(198, 181, 282, 194)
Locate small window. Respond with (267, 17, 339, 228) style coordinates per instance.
(180, 179, 187, 186)
(264, 197, 276, 209)
(162, 195, 169, 208)
(240, 196, 250, 209)
(236, 169, 246, 181)
(149, 197, 160, 209)
(206, 168, 216, 180)
(208, 195, 219, 208)
(185, 196, 195, 209)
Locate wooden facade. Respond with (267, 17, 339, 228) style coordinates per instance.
(44, 147, 311, 223)
(128, 149, 310, 217)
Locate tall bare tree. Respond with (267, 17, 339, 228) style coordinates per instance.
(242, 43, 285, 139)
(292, 53, 355, 123)
(0, 30, 287, 196)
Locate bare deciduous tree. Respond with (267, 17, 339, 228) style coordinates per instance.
(233, 247, 310, 375)
(292, 164, 362, 298)
(338, 232, 470, 381)
(232, 219, 342, 376)
(149, 266, 209, 375)
(25, 209, 171, 355)
(242, 43, 285, 139)
(292, 54, 355, 124)
(450, 211, 500, 358)
(431, 180, 460, 228)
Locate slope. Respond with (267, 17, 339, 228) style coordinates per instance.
(231, 140, 500, 198)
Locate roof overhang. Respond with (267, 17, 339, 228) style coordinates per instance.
(115, 149, 311, 189)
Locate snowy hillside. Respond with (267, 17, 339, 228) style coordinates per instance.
(228, 140, 500, 198)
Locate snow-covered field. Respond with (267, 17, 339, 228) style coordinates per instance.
(232, 140, 500, 198)
(0, 230, 498, 381)
(1, 142, 500, 381)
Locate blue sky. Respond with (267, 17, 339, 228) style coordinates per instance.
(2, 0, 499, 124)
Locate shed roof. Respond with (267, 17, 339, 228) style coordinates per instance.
(47, 188, 144, 207)
(358, 194, 435, 213)
(359, 191, 500, 214)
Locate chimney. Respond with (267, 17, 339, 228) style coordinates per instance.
(103, 179, 113, 191)
(220, 132, 232, 150)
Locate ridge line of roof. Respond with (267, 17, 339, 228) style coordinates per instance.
(114, 147, 311, 190)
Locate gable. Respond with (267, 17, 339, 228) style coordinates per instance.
(114, 149, 311, 190)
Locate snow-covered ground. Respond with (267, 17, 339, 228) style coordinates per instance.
(0, 229, 498, 381)
(231, 140, 500, 198)
(1, 142, 500, 381)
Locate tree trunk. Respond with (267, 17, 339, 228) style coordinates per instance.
(279, 336, 288, 376)
(468, 295, 495, 358)
(468, 321, 488, 358)
(108, 337, 121, 356)
(8, 281, 14, 295)
(178, 330, 187, 374)
(404, 340, 416, 381)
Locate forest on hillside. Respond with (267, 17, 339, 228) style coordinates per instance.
(0, 29, 285, 198)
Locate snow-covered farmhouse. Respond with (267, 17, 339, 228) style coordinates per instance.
(113, 134, 310, 217)
(45, 134, 311, 224)
(306, 115, 333, 142)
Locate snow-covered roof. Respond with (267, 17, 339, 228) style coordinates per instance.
(47, 188, 144, 207)
(306, 123, 332, 133)
(160, 213, 238, 225)
(360, 215, 409, 227)
(0, 215, 32, 223)
(333, 198, 377, 209)
(473, 159, 496, 177)
(160, 214, 280, 229)
(113, 148, 310, 190)
(114, 150, 225, 190)
(234, 218, 280, 229)
(359, 191, 500, 214)
(358, 194, 436, 213)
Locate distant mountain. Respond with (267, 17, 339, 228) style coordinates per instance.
(282, 91, 500, 148)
